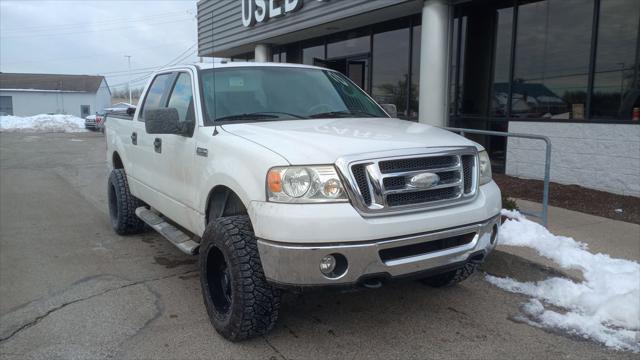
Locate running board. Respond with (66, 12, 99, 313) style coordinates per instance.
(135, 207, 199, 255)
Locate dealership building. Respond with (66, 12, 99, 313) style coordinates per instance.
(197, 0, 640, 197)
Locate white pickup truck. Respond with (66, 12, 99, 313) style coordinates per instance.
(106, 62, 501, 341)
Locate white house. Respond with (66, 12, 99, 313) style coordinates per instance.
(0, 73, 112, 118)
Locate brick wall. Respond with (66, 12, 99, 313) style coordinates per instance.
(506, 122, 640, 197)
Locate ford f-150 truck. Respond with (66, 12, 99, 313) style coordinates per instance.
(106, 62, 501, 341)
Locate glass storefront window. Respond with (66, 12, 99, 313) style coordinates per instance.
(272, 51, 287, 63)
(303, 44, 324, 65)
(450, 17, 467, 116)
(372, 26, 410, 118)
(512, 0, 593, 120)
(591, 0, 640, 119)
(410, 24, 421, 120)
(327, 33, 370, 58)
(490, 8, 513, 117)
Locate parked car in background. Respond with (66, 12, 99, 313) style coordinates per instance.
(85, 110, 107, 131)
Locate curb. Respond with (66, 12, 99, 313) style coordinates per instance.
(480, 249, 581, 283)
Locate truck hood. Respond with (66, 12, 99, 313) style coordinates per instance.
(221, 118, 480, 164)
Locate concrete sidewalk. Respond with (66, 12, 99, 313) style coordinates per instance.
(494, 199, 640, 280)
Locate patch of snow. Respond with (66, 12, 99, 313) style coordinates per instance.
(486, 210, 640, 352)
(0, 114, 87, 133)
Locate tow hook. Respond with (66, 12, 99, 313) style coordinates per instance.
(361, 279, 383, 289)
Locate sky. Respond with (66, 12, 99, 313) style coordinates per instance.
(0, 0, 201, 92)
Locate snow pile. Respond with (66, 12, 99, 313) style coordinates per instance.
(0, 114, 87, 133)
(487, 210, 640, 352)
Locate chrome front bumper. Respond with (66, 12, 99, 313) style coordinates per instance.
(257, 215, 500, 286)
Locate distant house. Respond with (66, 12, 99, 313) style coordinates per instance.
(0, 73, 111, 118)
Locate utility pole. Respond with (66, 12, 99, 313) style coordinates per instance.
(124, 55, 132, 104)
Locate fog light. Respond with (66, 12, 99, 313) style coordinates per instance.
(320, 255, 336, 275)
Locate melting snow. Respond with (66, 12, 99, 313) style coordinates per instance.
(0, 114, 87, 133)
(487, 210, 640, 352)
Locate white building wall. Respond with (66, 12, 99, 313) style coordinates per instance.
(506, 122, 640, 197)
(0, 90, 110, 118)
(94, 80, 112, 113)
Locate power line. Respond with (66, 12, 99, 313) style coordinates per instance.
(1, 41, 197, 66)
(109, 50, 197, 87)
(107, 45, 198, 88)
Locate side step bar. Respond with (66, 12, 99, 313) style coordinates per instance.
(135, 207, 199, 255)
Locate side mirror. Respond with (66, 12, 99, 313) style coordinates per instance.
(145, 108, 184, 135)
(126, 107, 136, 116)
(381, 104, 398, 118)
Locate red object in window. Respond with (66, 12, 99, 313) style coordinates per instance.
(633, 107, 640, 122)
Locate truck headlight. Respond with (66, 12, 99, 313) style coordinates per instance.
(267, 166, 348, 203)
(479, 150, 492, 185)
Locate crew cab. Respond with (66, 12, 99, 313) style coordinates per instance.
(105, 62, 501, 341)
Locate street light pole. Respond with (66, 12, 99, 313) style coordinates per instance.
(124, 55, 132, 104)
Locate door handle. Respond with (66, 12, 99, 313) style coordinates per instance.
(131, 132, 137, 145)
(153, 138, 162, 153)
(196, 147, 208, 157)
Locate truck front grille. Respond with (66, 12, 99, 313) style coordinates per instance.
(341, 148, 478, 215)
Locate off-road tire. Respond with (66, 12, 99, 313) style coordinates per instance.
(107, 169, 146, 235)
(199, 215, 281, 341)
(421, 262, 478, 288)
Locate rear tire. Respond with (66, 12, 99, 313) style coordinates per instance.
(420, 262, 478, 288)
(199, 215, 281, 341)
(107, 169, 146, 235)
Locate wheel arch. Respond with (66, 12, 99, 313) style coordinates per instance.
(205, 185, 248, 225)
(112, 151, 124, 170)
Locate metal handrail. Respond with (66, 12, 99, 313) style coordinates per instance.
(445, 127, 552, 227)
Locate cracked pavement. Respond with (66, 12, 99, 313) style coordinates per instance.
(0, 132, 636, 359)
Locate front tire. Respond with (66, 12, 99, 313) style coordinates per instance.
(107, 169, 146, 235)
(199, 216, 281, 341)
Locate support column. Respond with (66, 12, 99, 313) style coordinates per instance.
(419, 0, 453, 127)
(255, 44, 272, 62)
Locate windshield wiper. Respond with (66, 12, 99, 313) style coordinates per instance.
(309, 110, 382, 118)
(216, 112, 307, 122)
(250, 112, 308, 119)
(215, 113, 279, 122)
(308, 111, 353, 118)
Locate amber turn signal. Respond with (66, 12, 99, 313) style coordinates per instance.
(267, 170, 282, 193)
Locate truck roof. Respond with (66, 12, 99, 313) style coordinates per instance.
(157, 62, 328, 74)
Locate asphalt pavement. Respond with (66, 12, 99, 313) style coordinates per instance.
(0, 132, 635, 359)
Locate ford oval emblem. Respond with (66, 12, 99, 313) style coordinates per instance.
(408, 173, 440, 189)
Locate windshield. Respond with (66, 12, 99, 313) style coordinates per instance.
(200, 66, 388, 125)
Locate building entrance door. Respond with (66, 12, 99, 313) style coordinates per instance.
(314, 54, 370, 92)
